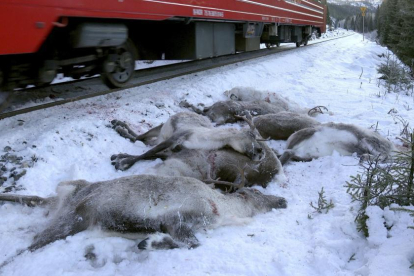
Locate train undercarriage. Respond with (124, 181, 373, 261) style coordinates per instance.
(0, 18, 321, 91)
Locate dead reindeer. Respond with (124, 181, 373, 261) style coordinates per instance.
(143, 139, 285, 188)
(0, 175, 287, 253)
(112, 112, 212, 146)
(179, 99, 289, 125)
(112, 112, 284, 188)
(224, 87, 302, 110)
(253, 111, 321, 140)
(111, 112, 264, 171)
(223, 86, 330, 117)
(279, 122, 396, 165)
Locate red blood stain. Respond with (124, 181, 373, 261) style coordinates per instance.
(208, 199, 219, 216)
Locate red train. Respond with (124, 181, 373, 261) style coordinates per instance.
(0, 0, 327, 89)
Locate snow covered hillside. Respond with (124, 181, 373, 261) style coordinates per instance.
(0, 31, 413, 276)
(328, 0, 382, 7)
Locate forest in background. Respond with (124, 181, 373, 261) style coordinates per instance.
(328, 0, 414, 70)
(327, 3, 376, 33)
(376, 0, 414, 69)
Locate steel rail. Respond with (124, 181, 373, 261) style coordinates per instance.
(0, 33, 354, 120)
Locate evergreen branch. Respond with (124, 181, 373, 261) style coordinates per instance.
(309, 187, 335, 214)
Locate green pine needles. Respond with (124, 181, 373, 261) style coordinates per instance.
(309, 187, 335, 217)
(346, 132, 414, 237)
(377, 52, 413, 95)
(377, 0, 414, 69)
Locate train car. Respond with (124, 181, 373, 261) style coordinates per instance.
(0, 0, 327, 89)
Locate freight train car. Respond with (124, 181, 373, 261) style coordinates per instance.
(0, 0, 327, 89)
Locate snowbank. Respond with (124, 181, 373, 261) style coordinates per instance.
(0, 32, 413, 276)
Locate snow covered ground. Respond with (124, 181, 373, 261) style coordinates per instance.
(0, 31, 413, 276)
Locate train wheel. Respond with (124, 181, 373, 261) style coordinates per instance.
(37, 61, 58, 87)
(296, 42, 301, 48)
(276, 42, 280, 47)
(101, 39, 137, 88)
(0, 69, 3, 90)
(265, 43, 272, 49)
(0, 70, 12, 113)
(0, 91, 12, 113)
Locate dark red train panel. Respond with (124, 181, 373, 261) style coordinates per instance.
(0, 0, 326, 55)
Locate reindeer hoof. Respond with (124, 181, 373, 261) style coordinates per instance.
(178, 100, 191, 108)
(138, 234, 180, 250)
(111, 119, 126, 128)
(113, 162, 131, 171)
(137, 238, 149, 250)
(111, 153, 131, 161)
(111, 154, 135, 171)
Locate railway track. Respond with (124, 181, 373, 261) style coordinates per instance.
(0, 33, 354, 120)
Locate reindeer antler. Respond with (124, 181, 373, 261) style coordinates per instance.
(308, 106, 329, 116)
(204, 165, 246, 191)
(234, 112, 256, 132)
(256, 138, 271, 142)
(234, 112, 267, 142)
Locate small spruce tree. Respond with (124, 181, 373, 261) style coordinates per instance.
(309, 187, 335, 216)
(346, 131, 414, 237)
(377, 52, 413, 94)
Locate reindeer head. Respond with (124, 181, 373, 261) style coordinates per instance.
(233, 112, 266, 161)
(223, 87, 241, 100)
(204, 101, 241, 125)
(244, 130, 264, 161)
(235, 188, 287, 211)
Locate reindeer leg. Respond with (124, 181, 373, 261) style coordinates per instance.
(110, 153, 149, 171)
(179, 100, 205, 115)
(111, 120, 140, 142)
(111, 131, 192, 171)
(139, 224, 199, 251)
(28, 212, 89, 251)
(137, 216, 199, 250)
(279, 150, 295, 165)
(110, 152, 170, 171)
(137, 233, 181, 250)
(165, 223, 199, 249)
(0, 194, 52, 207)
(134, 124, 163, 144)
(280, 150, 314, 165)
(111, 120, 163, 144)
